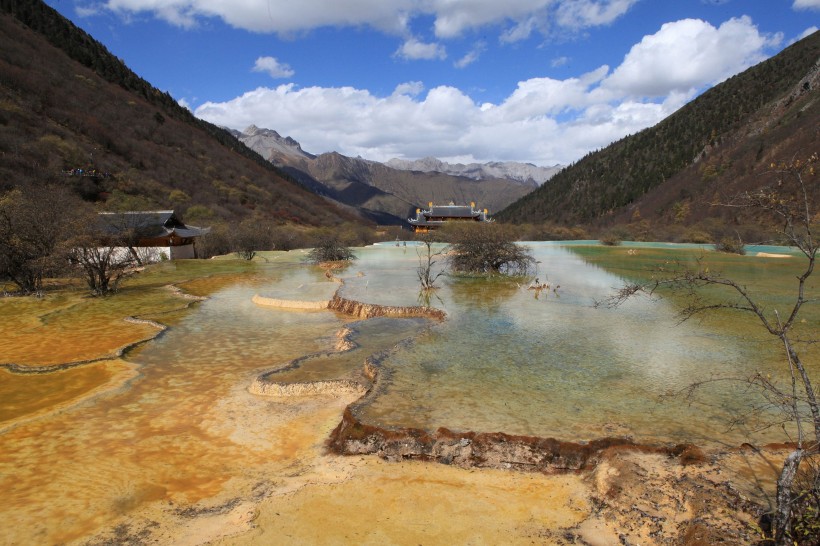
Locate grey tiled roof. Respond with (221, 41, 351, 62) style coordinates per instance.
(408, 203, 490, 227)
(428, 205, 477, 218)
(98, 211, 209, 239)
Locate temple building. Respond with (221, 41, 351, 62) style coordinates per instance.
(408, 201, 490, 233)
(97, 210, 209, 260)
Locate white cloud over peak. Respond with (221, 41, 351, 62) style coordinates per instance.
(797, 26, 818, 40)
(252, 56, 294, 79)
(194, 72, 675, 165)
(195, 16, 775, 166)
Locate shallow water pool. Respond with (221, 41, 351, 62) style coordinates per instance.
(343, 243, 808, 446)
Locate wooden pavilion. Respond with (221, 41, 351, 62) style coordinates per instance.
(408, 202, 490, 233)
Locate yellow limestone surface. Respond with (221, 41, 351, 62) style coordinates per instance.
(217, 459, 590, 545)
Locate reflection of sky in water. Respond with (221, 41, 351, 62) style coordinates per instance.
(352, 244, 783, 446)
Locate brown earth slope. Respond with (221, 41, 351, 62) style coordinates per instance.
(0, 0, 360, 227)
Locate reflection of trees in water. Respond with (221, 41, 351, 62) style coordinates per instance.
(446, 275, 522, 311)
(417, 288, 444, 307)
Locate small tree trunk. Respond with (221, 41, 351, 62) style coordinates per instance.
(773, 449, 803, 545)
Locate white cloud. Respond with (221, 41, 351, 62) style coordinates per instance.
(432, 0, 549, 39)
(252, 56, 295, 79)
(796, 26, 818, 40)
(454, 42, 486, 68)
(101, 0, 415, 33)
(195, 16, 780, 166)
(493, 66, 609, 121)
(395, 38, 447, 60)
(195, 66, 668, 165)
(793, 0, 820, 10)
(499, 16, 542, 43)
(556, 0, 638, 29)
(602, 17, 773, 97)
(75, 4, 103, 17)
(551, 56, 569, 68)
(392, 81, 425, 97)
(99, 0, 635, 38)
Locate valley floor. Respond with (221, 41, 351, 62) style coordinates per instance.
(0, 254, 790, 545)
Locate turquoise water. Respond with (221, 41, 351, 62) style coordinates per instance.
(514, 240, 802, 255)
(340, 243, 794, 446)
(41, 243, 797, 453)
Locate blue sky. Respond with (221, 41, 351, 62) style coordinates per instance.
(48, 0, 818, 166)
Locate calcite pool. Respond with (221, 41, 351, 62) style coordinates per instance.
(331, 242, 811, 447)
(0, 241, 814, 543)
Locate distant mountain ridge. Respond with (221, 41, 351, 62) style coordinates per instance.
(232, 125, 316, 161)
(385, 157, 561, 185)
(230, 125, 557, 185)
(234, 126, 539, 225)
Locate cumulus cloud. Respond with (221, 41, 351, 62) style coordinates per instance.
(195, 68, 671, 165)
(194, 15, 777, 166)
(793, 0, 820, 10)
(602, 16, 774, 97)
(252, 56, 294, 79)
(395, 38, 447, 60)
(431, 0, 550, 39)
(493, 66, 609, 121)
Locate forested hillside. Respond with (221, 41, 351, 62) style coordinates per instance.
(498, 31, 819, 235)
(0, 0, 358, 227)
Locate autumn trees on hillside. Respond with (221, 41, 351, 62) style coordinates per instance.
(0, 187, 85, 294)
(0, 187, 145, 295)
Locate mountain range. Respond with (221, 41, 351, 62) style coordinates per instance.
(234, 126, 542, 225)
(385, 157, 560, 185)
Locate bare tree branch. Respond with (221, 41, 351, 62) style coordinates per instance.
(601, 154, 818, 544)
